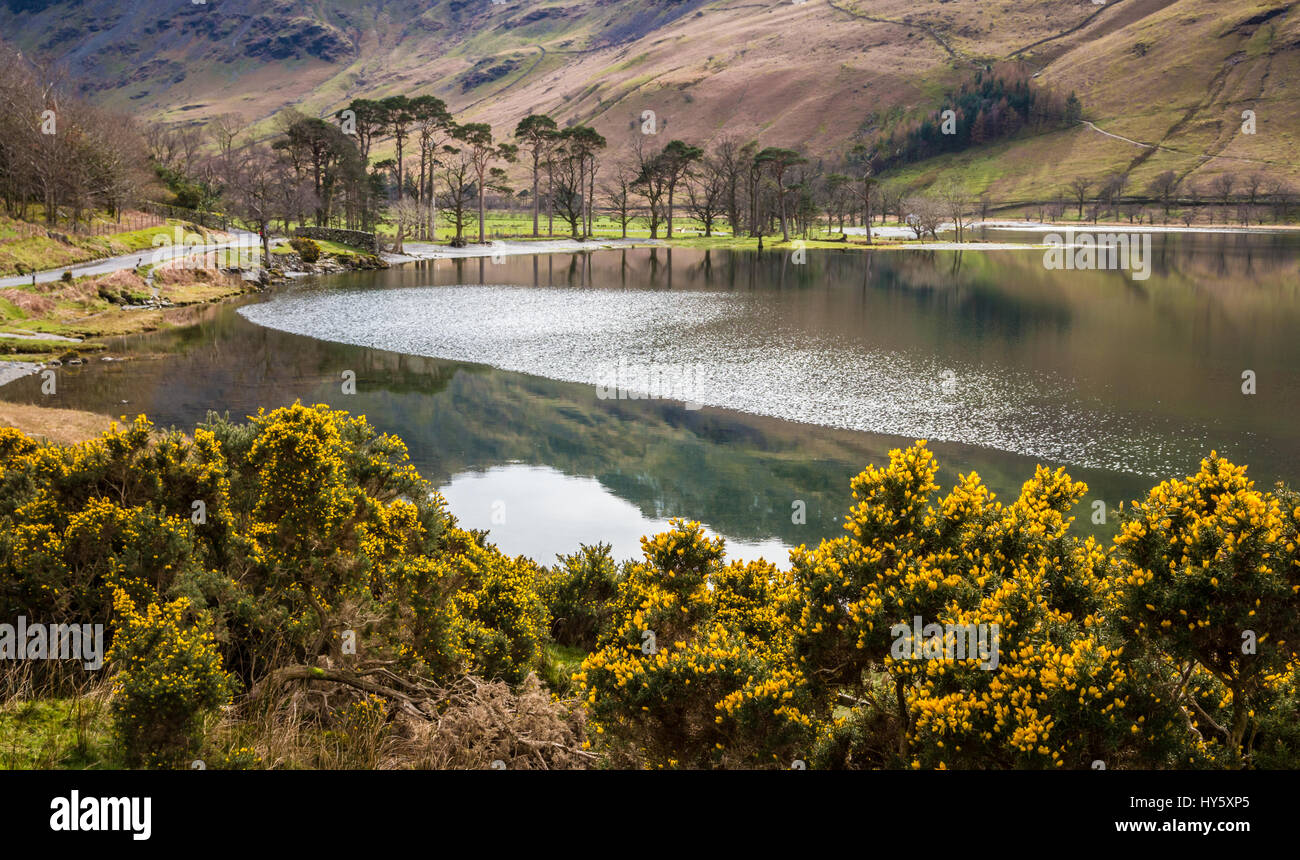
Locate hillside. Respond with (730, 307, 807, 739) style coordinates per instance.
(1, 0, 1296, 201)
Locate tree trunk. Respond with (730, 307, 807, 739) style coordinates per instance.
(779, 181, 789, 242)
(478, 181, 486, 244)
(532, 156, 540, 237)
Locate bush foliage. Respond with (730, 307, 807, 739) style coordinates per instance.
(1, 409, 1297, 769)
(288, 236, 321, 263)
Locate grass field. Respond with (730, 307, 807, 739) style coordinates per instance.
(0, 212, 218, 278)
(381, 211, 928, 245)
(0, 693, 116, 770)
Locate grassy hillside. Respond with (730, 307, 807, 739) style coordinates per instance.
(1, 0, 1296, 200)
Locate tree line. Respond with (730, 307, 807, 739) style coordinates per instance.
(5, 34, 1296, 257)
(1055, 169, 1298, 227)
(149, 92, 904, 249)
(0, 42, 147, 227)
(874, 65, 1082, 171)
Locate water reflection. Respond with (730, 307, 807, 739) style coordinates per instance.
(441, 463, 790, 563)
(3, 234, 1298, 564)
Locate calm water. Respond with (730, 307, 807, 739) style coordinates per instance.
(5, 232, 1299, 564)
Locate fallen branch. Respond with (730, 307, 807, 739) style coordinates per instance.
(249, 665, 433, 720)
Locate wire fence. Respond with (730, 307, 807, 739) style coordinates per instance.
(3, 210, 166, 238)
(138, 201, 233, 231)
(74, 210, 166, 236)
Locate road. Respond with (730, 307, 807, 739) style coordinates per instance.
(0, 231, 265, 289)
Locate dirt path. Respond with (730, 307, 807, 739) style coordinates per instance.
(1079, 119, 1285, 168)
(1009, 0, 1128, 59)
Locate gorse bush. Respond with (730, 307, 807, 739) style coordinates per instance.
(1, 411, 1297, 769)
(578, 443, 1299, 769)
(788, 444, 1192, 769)
(288, 236, 321, 263)
(0, 404, 551, 709)
(576, 521, 813, 768)
(108, 590, 233, 768)
(1111, 454, 1300, 765)
(542, 542, 624, 651)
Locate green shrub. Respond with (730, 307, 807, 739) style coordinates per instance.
(541, 543, 623, 650)
(108, 590, 233, 768)
(289, 236, 321, 263)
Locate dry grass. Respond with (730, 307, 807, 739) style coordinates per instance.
(0, 267, 250, 341)
(0, 402, 115, 445)
(208, 671, 593, 770)
(0, 289, 56, 315)
(380, 674, 592, 770)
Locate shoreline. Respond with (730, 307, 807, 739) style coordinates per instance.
(0, 361, 42, 388)
(0, 237, 389, 366)
(1, 218, 1292, 385)
(383, 237, 664, 264)
(381, 220, 1297, 262)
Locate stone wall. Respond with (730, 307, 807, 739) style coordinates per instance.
(292, 227, 382, 254)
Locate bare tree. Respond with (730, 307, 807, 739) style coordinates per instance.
(0, 45, 145, 227)
(1268, 179, 1295, 224)
(939, 178, 971, 242)
(904, 196, 945, 239)
(1243, 172, 1264, 208)
(1101, 172, 1128, 216)
(686, 153, 727, 237)
(435, 145, 477, 246)
(1211, 174, 1235, 217)
(632, 136, 670, 239)
(228, 146, 287, 264)
(847, 143, 876, 242)
(711, 136, 751, 237)
(1147, 171, 1180, 219)
(386, 197, 422, 254)
(601, 161, 639, 239)
(1067, 176, 1092, 219)
(209, 113, 246, 159)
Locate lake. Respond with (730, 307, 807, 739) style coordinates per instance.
(5, 229, 1299, 565)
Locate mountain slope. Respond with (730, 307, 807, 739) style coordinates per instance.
(2, 0, 1296, 200)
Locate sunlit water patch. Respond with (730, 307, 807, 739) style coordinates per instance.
(239, 283, 1219, 477)
(440, 463, 790, 563)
